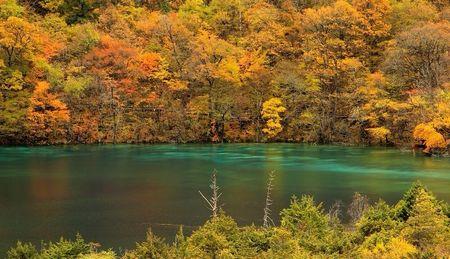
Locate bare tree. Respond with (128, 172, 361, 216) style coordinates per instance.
(347, 192, 369, 223)
(199, 170, 222, 218)
(263, 171, 275, 228)
(328, 200, 343, 227)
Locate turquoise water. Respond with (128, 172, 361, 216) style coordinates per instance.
(0, 144, 449, 253)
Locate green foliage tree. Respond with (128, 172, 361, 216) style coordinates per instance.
(39, 234, 94, 259)
(123, 229, 171, 259)
(401, 188, 449, 255)
(280, 195, 347, 254)
(7, 241, 38, 259)
(389, 0, 439, 34)
(356, 200, 399, 237)
(185, 213, 239, 258)
(0, 0, 24, 19)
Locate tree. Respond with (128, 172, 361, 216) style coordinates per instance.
(0, 0, 24, 19)
(353, 72, 418, 145)
(40, 234, 94, 259)
(289, 0, 333, 10)
(384, 22, 450, 90)
(299, 1, 368, 143)
(60, 0, 100, 24)
(243, 1, 298, 61)
(199, 170, 222, 218)
(208, 0, 247, 39)
(133, 11, 193, 75)
(300, 0, 368, 91)
(261, 98, 286, 139)
(0, 16, 43, 140)
(123, 229, 171, 259)
(7, 241, 38, 259)
(263, 171, 275, 228)
(413, 123, 447, 155)
(173, 226, 187, 258)
(186, 29, 241, 142)
(356, 200, 399, 237)
(280, 195, 346, 253)
(271, 61, 320, 142)
(348, 192, 369, 224)
(0, 16, 39, 67)
(65, 23, 100, 58)
(26, 81, 70, 143)
(235, 49, 273, 142)
(186, 214, 239, 258)
(365, 127, 391, 144)
(401, 188, 449, 255)
(0, 87, 29, 144)
(350, 0, 392, 69)
(389, 0, 439, 34)
(83, 36, 137, 143)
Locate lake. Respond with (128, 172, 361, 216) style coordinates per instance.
(0, 144, 449, 253)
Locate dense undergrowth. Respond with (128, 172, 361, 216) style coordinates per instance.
(6, 182, 450, 258)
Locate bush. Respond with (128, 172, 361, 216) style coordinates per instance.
(7, 241, 38, 259)
(40, 234, 94, 259)
(233, 225, 270, 257)
(358, 237, 417, 258)
(280, 195, 348, 254)
(280, 195, 330, 236)
(123, 229, 171, 259)
(185, 213, 239, 258)
(79, 251, 117, 259)
(394, 181, 445, 221)
(356, 200, 400, 237)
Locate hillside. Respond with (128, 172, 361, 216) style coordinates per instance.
(0, 0, 449, 155)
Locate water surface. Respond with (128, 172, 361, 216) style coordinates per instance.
(0, 144, 449, 253)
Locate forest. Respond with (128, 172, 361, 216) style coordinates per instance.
(5, 181, 450, 258)
(0, 0, 449, 154)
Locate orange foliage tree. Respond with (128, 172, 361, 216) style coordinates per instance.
(27, 81, 69, 143)
(82, 36, 137, 143)
(413, 123, 447, 155)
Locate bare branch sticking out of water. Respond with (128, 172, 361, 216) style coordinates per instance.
(263, 171, 275, 228)
(199, 170, 221, 218)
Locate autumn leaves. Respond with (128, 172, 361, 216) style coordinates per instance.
(0, 0, 449, 150)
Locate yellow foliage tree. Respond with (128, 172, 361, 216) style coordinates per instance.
(366, 127, 391, 144)
(0, 16, 39, 67)
(261, 97, 286, 139)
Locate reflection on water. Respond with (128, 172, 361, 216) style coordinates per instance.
(0, 144, 449, 253)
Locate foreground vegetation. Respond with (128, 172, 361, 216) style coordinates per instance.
(0, 0, 449, 154)
(6, 182, 450, 258)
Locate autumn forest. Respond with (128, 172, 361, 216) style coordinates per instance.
(0, 0, 449, 154)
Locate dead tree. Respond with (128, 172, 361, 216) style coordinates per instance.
(199, 170, 222, 218)
(263, 171, 275, 228)
(328, 200, 343, 227)
(347, 192, 369, 224)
